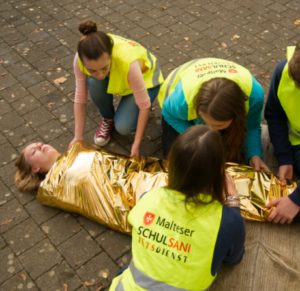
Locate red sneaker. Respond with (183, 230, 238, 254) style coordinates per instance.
(94, 118, 114, 146)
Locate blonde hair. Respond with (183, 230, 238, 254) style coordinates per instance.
(14, 150, 45, 194)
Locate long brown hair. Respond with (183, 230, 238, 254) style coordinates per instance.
(194, 78, 248, 163)
(77, 20, 114, 62)
(167, 125, 227, 206)
(288, 40, 300, 87)
(14, 150, 45, 194)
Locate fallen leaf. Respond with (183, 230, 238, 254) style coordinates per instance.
(176, 57, 180, 59)
(53, 77, 67, 85)
(183, 37, 189, 41)
(47, 90, 51, 94)
(63, 284, 68, 291)
(155, 46, 160, 49)
(69, 98, 74, 102)
(263, 30, 269, 33)
(45, 103, 55, 108)
(1, 73, 7, 76)
(102, 271, 108, 279)
(82, 282, 95, 286)
(42, 87, 47, 91)
(60, 87, 64, 91)
(11, 93, 15, 98)
(68, 92, 74, 96)
(221, 42, 227, 48)
(147, 136, 152, 141)
(161, 6, 166, 9)
(136, 19, 141, 22)
(18, 273, 26, 281)
(0, 87, 7, 91)
(146, 32, 150, 35)
(294, 20, 300, 25)
(233, 35, 240, 39)
(168, 68, 173, 70)
(36, 16, 40, 19)
(0, 217, 15, 226)
(37, 42, 43, 45)
(96, 284, 103, 291)
(12, 38, 18, 41)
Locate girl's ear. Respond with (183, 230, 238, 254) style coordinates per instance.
(32, 167, 40, 174)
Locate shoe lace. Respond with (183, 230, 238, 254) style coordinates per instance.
(97, 119, 113, 137)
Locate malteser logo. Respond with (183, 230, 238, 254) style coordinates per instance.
(143, 212, 156, 226)
(228, 69, 238, 73)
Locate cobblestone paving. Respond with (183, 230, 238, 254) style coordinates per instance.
(0, 0, 299, 289)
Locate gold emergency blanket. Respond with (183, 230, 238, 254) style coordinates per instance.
(37, 142, 297, 235)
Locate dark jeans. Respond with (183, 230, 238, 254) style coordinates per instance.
(292, 144, 300, 177)
(161, 116, 180, 158)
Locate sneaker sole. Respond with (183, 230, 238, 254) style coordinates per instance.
(94, 134, 111, 146)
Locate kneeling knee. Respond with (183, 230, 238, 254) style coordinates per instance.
(115, 123, 134, 136)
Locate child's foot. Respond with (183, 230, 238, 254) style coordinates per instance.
(94, 118, 114, 146)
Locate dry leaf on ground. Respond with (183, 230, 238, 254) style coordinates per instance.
(294, 20, 300, 25)
(82, 282, 95, 286)
(11, 93, 15, 97)
(102, 271, 108, 279)
(96, 284, 103, 291)
(221, 42, 227, 48)
(161, 6, 166, 9)
(63, 284, 68, 291)
(183, 37, 189, 41)
(18, 273, 26, 281)
(146, 136, 152, 141)
(233, 35, 240, 39)
(0, 217, 15, 226)
(53, 77, 67, 85)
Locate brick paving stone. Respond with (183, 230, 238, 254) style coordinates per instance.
(18, 239, 62, 280)
(10, 185, 35, 206)
(0, 143, 18, 165)
(6, 60, 34, 78)
(0, 199, 29, 234)
(27, 80, 57, 99)
(4, 124, 37, 148)
(96, 230, 131, 260)
(41, 212, 81, 246)
(0, 181, 13, 204)
(11, 95, 42, 115)
(117, 251, 132, 269)
(77, 216, 108, 238)
(23, 106, 54, 129)
(0, 99, 13, 116)
(2, 218, 44, 255)
(25, 199, 61, 225)
(0, 236, 6, 250)
(0, 162, 17, 187)
(0, 248, 22, 285)
(0, 271, 38, 291)
(76, 252, 119, 289)
(0, 111, 25, 133)
(58, 230, 102, 268)
(0, 133, 7, 146)
(35, 260, 81, 291)
(35, 119, 68, 142)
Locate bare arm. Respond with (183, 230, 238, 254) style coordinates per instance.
(131, 108, 150, 157)
(68, 102, 87, 149)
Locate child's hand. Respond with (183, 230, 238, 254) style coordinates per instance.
(226, 174, 238, 197)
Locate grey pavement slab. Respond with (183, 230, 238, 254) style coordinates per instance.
(0, 0, 299, 289)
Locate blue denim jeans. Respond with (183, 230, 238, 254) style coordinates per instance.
(87, 76, 160, 135)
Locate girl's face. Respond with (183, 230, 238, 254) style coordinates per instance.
(24, 143, 60, 174)
(82, 52, 111, 80)
(200, 112, 233, 131)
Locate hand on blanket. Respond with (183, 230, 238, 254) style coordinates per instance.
(265, 196, 300, 224)
(249, 156, 270, 172)
(277, 164, 293, 186)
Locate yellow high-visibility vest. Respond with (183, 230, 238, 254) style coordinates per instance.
(78, 34, 164, 96)
(157, 58, 253, 120)
(278, 46, 300, 146)
(109, 187, 223, 291)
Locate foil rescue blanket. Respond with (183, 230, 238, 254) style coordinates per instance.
(37, 142, 297, 235)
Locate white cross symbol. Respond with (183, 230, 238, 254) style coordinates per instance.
(145, 215, 153, 223)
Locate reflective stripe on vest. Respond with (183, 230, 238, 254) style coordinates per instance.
(147, 50, 161, 88)
(163, 59, 202, 102)
(278, 46, 300, 145)
(116, 260, 211, 291)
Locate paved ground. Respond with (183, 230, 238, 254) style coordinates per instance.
(0, 0, 299, 290)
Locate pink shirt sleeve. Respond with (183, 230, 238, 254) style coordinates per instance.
(73, 53, 88, 104)
(128, 60, 151, 110)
